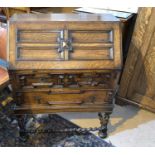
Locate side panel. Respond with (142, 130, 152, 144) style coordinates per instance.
(117, 7, 155, 112)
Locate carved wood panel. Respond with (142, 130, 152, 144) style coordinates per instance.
(8, 16, 121, 70)
(8, 14, 121, 115)
(10, 70, 117, 90)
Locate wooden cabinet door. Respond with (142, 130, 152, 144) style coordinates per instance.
(68, 30, 113, 60)
(16, 29, 64, 61)
(8, 22, 66, 69)
(117, 8, 155, 112)
(8, 21, 121, 70)
(66, 22, 122, 70)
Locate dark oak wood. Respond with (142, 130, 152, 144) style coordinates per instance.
(8, 14, 122, 114)
(9, 13, 120, 22)
(8, 14, 122, 70)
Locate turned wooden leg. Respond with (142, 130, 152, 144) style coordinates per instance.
(98, 112, 111, 138)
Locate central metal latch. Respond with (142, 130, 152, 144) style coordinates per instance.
(57, 30, 73, 60)
(62, 41, 67, 48)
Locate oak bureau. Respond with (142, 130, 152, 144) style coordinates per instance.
(8, 14, 122, 137)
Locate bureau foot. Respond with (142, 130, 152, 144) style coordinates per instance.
(98, 112, 111, 138)
(16, 115, 28, 142)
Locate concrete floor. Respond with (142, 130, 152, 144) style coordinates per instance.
(59, 104, 155, 147)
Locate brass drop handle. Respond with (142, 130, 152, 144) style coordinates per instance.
(47, 89, 84, 95)
(32, 82, 53, 88)
(90, 96, 96, 103)
(47, 101, 83, 105)
(48, 90, 52, 95)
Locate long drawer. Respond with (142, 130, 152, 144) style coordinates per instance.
(15, 88, 113, 106)
(9, 70, 118, 114)
(14, 89, 114, 114)
(13, 88, 114, 114)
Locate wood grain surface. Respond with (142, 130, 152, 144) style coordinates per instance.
(8, 14, 122, 114)
(117, 7, 155, 112)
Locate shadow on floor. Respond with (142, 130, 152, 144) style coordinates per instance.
(60, 104, 155, 136)
(108, 104, 140, 134)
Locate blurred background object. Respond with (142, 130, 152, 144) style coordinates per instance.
(0, 26, 7, 60)
(0, 25, 9, 89)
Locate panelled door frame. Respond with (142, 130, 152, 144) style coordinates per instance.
(8, 22, 122, 70)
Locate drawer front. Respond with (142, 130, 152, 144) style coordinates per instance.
(10, 71, 117, 90)
(16, 89, 113, 107)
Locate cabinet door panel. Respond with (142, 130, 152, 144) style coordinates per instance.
(9, 22, 121, 70)
(17, 30, 59, 43)
(70, 48, 113, 60)
(15, 29, 63, 61)
(9, 22, 65, 69)
(16, 47, 60, 61)
(69, 30, 114, 60)
(70, 30, 113, 43)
